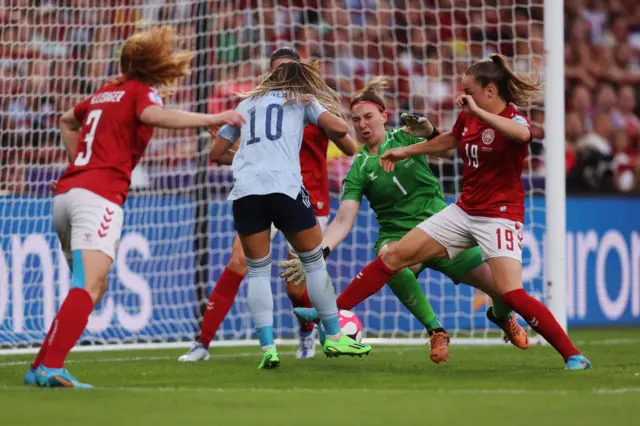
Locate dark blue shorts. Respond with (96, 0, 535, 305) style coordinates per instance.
(232, 187, 317, 236)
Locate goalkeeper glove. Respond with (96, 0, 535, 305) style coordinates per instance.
(400, 113, 435, 138)
(278, 247, 331, 286)
(278, 259, 305, 286)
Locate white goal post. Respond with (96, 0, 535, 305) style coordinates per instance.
(0, 0, 563, 354)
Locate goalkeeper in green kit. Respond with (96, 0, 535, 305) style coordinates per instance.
(279, 77, 529, 363)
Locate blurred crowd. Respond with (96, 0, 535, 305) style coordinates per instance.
(0, 0, 639, 195)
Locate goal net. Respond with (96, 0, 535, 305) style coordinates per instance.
(0, 0, 548, 352)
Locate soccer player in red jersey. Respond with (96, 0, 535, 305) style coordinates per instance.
(178, 48, 356, 362)
(318, 55, 591, 370)
(25, 26, 245, 388)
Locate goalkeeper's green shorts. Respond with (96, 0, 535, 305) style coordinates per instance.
(374, 236, 484, 284)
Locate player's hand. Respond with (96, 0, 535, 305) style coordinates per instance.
(278, 259, 306, 286)
(213, 111, 246, 127)
(379, 147, 409, 173)
(455, 94, 481, 117)
(207, 125, 221, 138)
(400, 113, 434, 138)
(49, 180, 58, 192)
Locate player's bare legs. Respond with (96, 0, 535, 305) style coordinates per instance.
(238, 229, 282, 369)
(461, 264, 529, 349)
(284, 225, 371, 358)
(283, 254, 318, 359)
(34, 250, 111, 388)
(334, 228, 448, 312)
(179, 236, 247, 362)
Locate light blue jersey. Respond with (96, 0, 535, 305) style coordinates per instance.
(218, 91, 327, 201)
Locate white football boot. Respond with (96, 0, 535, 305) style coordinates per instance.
(295, 324, 318, 359)
(178, 342, 210, 362)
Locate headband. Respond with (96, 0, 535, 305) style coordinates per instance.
(351, 100, 385, 112)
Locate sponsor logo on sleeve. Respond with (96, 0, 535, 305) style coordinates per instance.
(512, 115, 528, 126)
(148, 91, 163, 106)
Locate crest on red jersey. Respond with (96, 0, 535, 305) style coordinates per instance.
(481, 128, 495, 145)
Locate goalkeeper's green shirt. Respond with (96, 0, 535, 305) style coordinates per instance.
(341, 129, 447, 241)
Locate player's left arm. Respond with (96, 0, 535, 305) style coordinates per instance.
(209, 128, 237, 164)
(457, 94, 531, 144)
(59, 107, 83, 162)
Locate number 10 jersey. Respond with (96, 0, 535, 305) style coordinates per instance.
(218, 91, 327, 202)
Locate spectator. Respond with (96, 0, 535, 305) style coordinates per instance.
(568, 84, 594, 131)
(619, 85, 640, 141)
(566, 112, 585, 174)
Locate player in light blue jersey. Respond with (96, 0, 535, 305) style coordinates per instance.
(211, 61, 372, 368)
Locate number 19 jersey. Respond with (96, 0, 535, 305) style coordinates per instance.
(341, 129, 447, 241)
(56, 79, 163, 206)
(218, 91, 327, 201)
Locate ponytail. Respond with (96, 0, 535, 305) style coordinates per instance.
(466, 54, 542, 106)
(350, 76, 388, 111)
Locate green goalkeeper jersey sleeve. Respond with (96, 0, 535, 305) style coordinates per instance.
(341, 129, 448, 239)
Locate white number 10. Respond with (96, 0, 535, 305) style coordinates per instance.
(465, 143, 479, 168)
(74, 109, 102, 166)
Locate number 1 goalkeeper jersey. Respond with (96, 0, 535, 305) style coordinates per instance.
(341, 129, 447, 240)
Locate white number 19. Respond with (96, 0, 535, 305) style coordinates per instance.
(74, 109, 102, 167)
(465, 143, 479, 168)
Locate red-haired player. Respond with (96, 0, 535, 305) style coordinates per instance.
(25, 26, 245, 388)
(305, 55, 591, 370)
(178, 47, 356, 362)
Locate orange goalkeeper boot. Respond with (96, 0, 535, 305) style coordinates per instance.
(487, 308, 530, 349)
(428, 331, 450, 364)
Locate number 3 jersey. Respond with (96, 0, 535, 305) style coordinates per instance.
(56, 79, 162, 206)
(218, 91, 327, 201)
(452, 104, 531, 223)
(341, 129, 447, 242)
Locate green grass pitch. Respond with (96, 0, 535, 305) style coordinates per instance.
(1, 328, 639, 426)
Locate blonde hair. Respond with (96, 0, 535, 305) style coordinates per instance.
(240, 61, 343, 116)
(465, 54, 542, 106)
(350, 76, 389, 111)
(117, 26, 194, 95)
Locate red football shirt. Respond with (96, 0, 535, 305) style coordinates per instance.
(56, 79, 162, 206)
(451, 104, 532, 223)
(300, 124, 330, 216)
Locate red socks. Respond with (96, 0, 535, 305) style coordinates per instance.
(337, 256, 396, 310)
(503, 289, 580, 361)
(198, 267, 244, 348)
(31, 313, 59, 369)
(289, 288, 315, 333)
(42, 288, 94, 369)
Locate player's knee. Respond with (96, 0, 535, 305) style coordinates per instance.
(85, 275, 109, 304)
(285, 279, 307, 302)
(227, 251, 248, 276)
(381, 244, 408, 270)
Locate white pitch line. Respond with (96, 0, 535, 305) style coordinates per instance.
(0, 350, 299, 368)
(1, 385, 639, 396)
(0, 337, 638, 368)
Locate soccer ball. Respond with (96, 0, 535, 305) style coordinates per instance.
(338, 309, 364, 343)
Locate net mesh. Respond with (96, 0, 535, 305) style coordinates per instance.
(0, 0, 546, 348)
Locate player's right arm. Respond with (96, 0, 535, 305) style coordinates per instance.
(323, 158, 366, 252)
(59, 107, 83, 162)
(139, 105, 245, 130)
(322, 200, 360, 251)
(379, 132, 458, 172)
